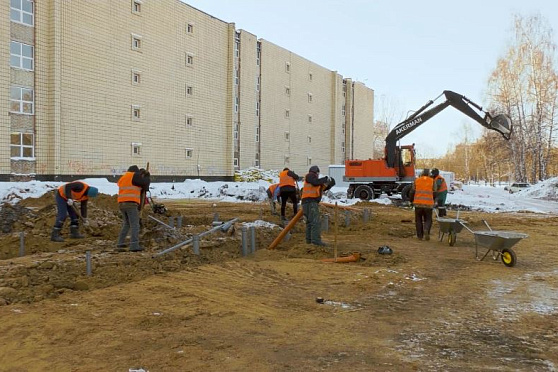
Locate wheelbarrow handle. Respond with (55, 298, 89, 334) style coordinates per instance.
(482, 219, 493, 231)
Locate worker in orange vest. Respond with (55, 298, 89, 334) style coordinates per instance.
(51, 181, 99, 242)
(409, 169, 435, 241)
(301, 165, 333, 246)
(266, 183, 281, 215)
(116, 165, 151, 252)
(278, 167, 300, 222)
(431, 168, 448, 217)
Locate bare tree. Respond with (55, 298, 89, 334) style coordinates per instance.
(487, 13, 558, 183)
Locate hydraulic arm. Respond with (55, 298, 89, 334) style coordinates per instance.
(384, 90, 512, 168)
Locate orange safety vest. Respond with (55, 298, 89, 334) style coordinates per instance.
(117, 172, 142, 204)
(279, 170, 296, 187)
(413, 176, 434, 207)
(58, 181, 89, 202)
(434, 175, 447, 193)
(301, 179, 323, 200)
(268, 183, 279, 195)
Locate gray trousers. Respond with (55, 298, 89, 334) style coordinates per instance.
(302, 201, 322, 244)
(117, 202, 140, 249)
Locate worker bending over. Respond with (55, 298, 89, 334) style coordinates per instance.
(266, 183, 281, 215)
(278, 167, 300, 222)
(51, 181, 99, 242)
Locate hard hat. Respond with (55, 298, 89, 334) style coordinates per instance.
(431, 168, 439, 177)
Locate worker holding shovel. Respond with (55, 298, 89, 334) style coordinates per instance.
(301, 165, 334, 246)
(51, 181, 99, 242)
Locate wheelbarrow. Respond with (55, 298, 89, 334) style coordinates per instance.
(435, 209, 466, 246)
(461, 220, 528, 267)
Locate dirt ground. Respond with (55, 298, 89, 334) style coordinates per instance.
(0, 194, 557, 371)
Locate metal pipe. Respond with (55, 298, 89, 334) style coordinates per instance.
(148, 215, 175, 230)
(86, 250, 92, 276)
(153, 218, 238, 257)
(193, 234, 200, 255)
(250, 226, 256, 253)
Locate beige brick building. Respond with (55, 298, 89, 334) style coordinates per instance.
(2, 0, 374, 181)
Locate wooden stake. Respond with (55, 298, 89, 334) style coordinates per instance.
(334, 202, 338, 262)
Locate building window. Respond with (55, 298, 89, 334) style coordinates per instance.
(10, 132, 34, 159)
(10, 41, 34, 71)
(186, 148, 194, 158)
(256, 101, 260, 117)
(285, 87, 290, 96)
(235, 97, 239, 113)
(235, 68, 239, 85)
(234, 122, 239, 140)
(186, 116, 193, 126)
(187, 23, 194, 34)
(343, 82, 347, 97)
(307, 157, 312, 166)
(284, 155, 290, 164)
(308, 114, 313, 123)
(256, 76, 260, 91)
(308, 136, 312, 144)
(285, 110, 290, 119)
(10, 0, 34, 26)
(234, 158, 239, 167)
(256, 42, 261, 66)
(255, 153, 260, 167)
(308, 93, 313, 103)
(132, 105, 141, 121)
(131, 142, 142, 156)
(186, 85, 193, 96)
(132, 70, 141, 85)
(342, 104, 346, 116)
(342, 141, 345, 153)
(186, 53, 194, 66)
(255, 127, 260, 142)
(132, 0, 142, 14)
(284, 131, 290, 141)
(309, 72, 313, 81)
(131, 34, 142, 51)
(342, 122, 346, 134)
(285, 62, 291, 73)
(10, 86, 34, 114)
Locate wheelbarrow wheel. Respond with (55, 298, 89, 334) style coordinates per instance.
(448, 231, 457, 246)
(501, 248, 517, 267)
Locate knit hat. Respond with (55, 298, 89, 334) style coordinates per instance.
(87, 186, 99, 198)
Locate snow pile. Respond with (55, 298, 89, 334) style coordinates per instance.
(520, 177, 558, 200)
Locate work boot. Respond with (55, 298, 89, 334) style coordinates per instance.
(51, 227, 64, 242)
(312, 241, 329, 247)
(114, 244, 128, 252)
(69, 225, 85, 239)
(424, 232, 430, 241)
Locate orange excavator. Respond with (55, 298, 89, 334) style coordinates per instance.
(344, 90, 512, 200)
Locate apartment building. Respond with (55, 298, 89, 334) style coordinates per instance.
(2, 0, 374, 181)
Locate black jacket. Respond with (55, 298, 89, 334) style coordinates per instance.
(301, 171, 329, 204)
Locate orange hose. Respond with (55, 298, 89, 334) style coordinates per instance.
(321, 252, 361, 263)
(267, 209, 304, 250)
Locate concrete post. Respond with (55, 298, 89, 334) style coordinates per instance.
(241, 227, 248, 257)
(168, 217, 175, 228)
(345, 211, 351, 227)
(363, 208, 370, 223)
(86, 250, 92, 276)
(177, 216, 183, 228)
(322, 214, 329, 233)
(193, 234, 200, 255)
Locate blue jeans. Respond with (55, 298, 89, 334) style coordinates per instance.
(54, 192, 78, 228)
(117, 202, 140, 249)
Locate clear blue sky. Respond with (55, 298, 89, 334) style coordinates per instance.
(184, 0, 558, 157)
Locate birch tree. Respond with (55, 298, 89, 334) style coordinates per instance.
(487, 14, 558, 183)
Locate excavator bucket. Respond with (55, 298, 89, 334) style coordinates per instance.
(489, 114, 512, 140)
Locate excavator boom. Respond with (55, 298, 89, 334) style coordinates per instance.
(385, 90, 512, 167)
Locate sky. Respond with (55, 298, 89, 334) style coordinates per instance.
(183, 0, 558, 157)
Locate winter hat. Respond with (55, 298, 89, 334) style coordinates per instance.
(309, 165, 320, 173)
(87, 186, 99, 198)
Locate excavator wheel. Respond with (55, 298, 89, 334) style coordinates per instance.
(401, 184, 412, 202)
(354, 185, 374, 201)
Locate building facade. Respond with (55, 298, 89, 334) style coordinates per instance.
(2, 0, 374, 181)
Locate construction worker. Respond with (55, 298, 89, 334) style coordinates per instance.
(431, 168, 448, 217)
(409, 168, 435, 241)
(266, 183, 281, 215)
(278, 167, 300, 222)
(51, 181, 99, 242)
(301, 165, 331, 246)
(116, 165, 151, 252)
